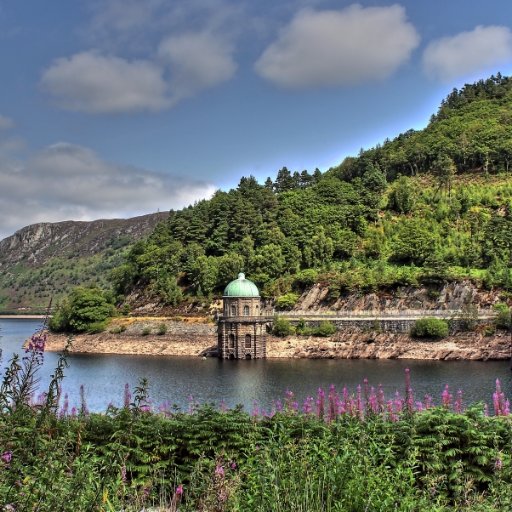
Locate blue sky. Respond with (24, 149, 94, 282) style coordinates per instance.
(0, 0, 511, 239)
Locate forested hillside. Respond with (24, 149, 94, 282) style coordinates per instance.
(106, 76, 512, 307)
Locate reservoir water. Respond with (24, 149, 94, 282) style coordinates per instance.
(1, 318, 511, 413)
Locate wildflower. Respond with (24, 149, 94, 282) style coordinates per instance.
(302, 396, 314, 415)
(175, 484, 184, 496)
(495, 458, 503, 471)
(316, 387, 325, 420)
(215, 464, 225, 478)
(230, 461, 237, 470)
(123, 383, 131, 408)
(441, 384, 452, 408)
(1, 451, 12, 465)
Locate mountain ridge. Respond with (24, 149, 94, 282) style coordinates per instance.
(0, 212, 168, 312)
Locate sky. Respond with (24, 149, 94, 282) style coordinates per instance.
(0, 0, 511, 240)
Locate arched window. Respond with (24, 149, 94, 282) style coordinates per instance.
(229, 333, 235, 348)
(231, 304, 237, 316)
(245, 334, 252, 348)
(243, 305, 249, 316)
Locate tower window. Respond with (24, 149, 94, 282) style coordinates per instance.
(243, 305, 249, 316)
(229, 333, 235, 348)
(245, 334, 252, 348)
(231, 304, 237, 316)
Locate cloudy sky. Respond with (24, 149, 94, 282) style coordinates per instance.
(0, 0, 511, 240)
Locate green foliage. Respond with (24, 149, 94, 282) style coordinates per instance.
(388, 175, 416, 213)
(49, 287, 115, 333)
(157, 323, 168, 335)
(411, 317, 449, 338)
(272, 316, 294, 337)
(275, 292, 299, 310)
(493, 303, 511, 329)
(313, 320, 337, 337)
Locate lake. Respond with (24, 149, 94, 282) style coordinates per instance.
(1, 318, 511, 413)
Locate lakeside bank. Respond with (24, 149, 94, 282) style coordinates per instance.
(43, 317, 512, 361)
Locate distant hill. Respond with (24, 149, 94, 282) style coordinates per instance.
(0, 213, 168, 313)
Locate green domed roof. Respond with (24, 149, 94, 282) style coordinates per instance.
(223, 273, 260, 297)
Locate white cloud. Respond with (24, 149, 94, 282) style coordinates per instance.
(0, 115, 13, 130)
(0, 143, 216, 240)
(41, 52, 170, 113)
(158, 31, 237, 100)
(423, 26, 512, 82)
(254, 4, 419, 88)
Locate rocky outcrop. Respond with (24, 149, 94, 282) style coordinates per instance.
(291, 281, 503, 313)
(267, 332, 511, 360)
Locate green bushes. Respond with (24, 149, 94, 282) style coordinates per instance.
(313, 320, 337, 337)
(411, 317, 449, 338)
(272, 316, 294, 337)
(49, 286, 115, 333)
(275, 292, 299, 310)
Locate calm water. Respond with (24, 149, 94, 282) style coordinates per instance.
(1, 318, 511, 413)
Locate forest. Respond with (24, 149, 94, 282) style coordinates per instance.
(109, 75, 512, 308)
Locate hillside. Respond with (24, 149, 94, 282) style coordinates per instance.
(0, 213, 168, 313)
(110, 75, 512, 312)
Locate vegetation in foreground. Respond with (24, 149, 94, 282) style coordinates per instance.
(2, 332, 512, 511)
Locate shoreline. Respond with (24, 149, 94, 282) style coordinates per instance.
(43, 324, 512, 361)
(0, 314, 47, 319)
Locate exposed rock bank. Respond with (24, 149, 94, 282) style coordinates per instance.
(268, 332, 511, 360)
(44, 318, 512, 361)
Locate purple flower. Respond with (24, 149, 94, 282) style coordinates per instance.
(495, 458, 503, 471)
(1, 451, 12, 464)
(215, 464, 225, 477)
(175, 484, 184, 496)
(230, 461, 237, 470)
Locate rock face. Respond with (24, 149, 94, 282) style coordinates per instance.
(292, 281, 502, 313)
(266, 331, 511, 361)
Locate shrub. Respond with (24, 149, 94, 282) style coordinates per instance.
(275, 293, 299, 310)
(157, 323, 168, 335)
(110, 324, 126, 335)
(49, 287, 115, 333)
(142, 327, 151, 336)
(494, 303, 511, 330)
(272, 316, 294, 337)
(295, 318, 313, 336)
(411, 317, 449, 339)
(313, 321, 337, 337)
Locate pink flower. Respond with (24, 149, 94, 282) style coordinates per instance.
(230, 461, 237, 470)
(1, 451, 12, 464)
(175, 484, 184, 496)
(215, 464, 225, 477)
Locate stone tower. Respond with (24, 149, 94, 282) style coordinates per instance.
(218, 273, 267, 359)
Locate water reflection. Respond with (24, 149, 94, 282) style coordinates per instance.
(1, 319, 511, 413)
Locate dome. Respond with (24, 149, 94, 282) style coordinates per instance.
(223, 273, 260, 297)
